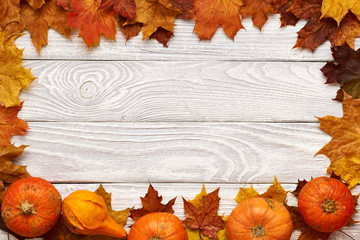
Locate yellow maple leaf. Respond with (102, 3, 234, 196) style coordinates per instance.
(321, 0, 360, 25)
(125, 0, 181, 39)
(0, 27, 35, 108)
(234, 185, 259, 204)
(316, 93, 360, 188)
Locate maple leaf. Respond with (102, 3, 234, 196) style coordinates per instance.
(240, 0, 287, 29)
(291, 179, 308, 197)
(130, 184, 176, 221)
(125, 0, 181, 40)
(67, 0, 117, 47)
(278, 0, 299, 27)
(100, 0, 136, 19)
(316, 93, 360, 188)
(321, 0, 360, 25)
(0, 103, 28, 148)
(5, 0, 70, 54)
(0, 0, 20, 28)
(0, 144, 30, 203)
(169, 0, 195, 19)
(235, 176, 288, 204)
(56, 0, 71, 10)
(0, 27, 35, 108)
(43, 185, 130, 240)
(192, 0, 243, 40)
(183, 185, 225, 239)
(26, 0, 45, 9)
(149, 27, 174, 47)
(120, 21, 142, 40)
(321, 43, 360, 101)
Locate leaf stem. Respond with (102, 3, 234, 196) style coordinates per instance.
(339, 230, 355, 240)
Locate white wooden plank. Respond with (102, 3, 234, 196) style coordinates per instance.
(0, 232, 7, 240)
(16, 16, 357, 61)
(12, 122, 332, 183)
(6, 183, 360, 239)
(19, 61, 342, 122)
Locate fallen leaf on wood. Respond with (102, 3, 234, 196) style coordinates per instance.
(316, 93, 360, 188)
(183, 185, 225, 239)
(43, 185, 130, 240)
(321, 0, 360, 25)
(100, 0, 136, 19)
(0, 103, 28, 148)
(0, 27, 35, 108)
(130, 183, 176, 221)
(169, 0, 195, 19)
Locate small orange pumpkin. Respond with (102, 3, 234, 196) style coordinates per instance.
(227, 197, 293, 240)
(298, 176, 354, 232)
(62, 190, 127, 238)
(1, 177, 62, 237)
(127, 212, 188, 240)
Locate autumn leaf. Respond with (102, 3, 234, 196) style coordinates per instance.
(278, 0, 299, 27)
(321, 43, 360, 101)
(235, 176, 288, 204)
(0, 27, 35, 108)
(130, 184, 176, 221)
(0, 103, 28, 148)
(0, 0, 20, 28)
(43, 185, 131, 240)
(5, 0, 70, 54)
(26, 0, 45, 9)
(291, 179, 308, 197)
(169, 0, 195, 19)
(316, 93, 360, 188)
(149, 27, 174, 47)
(119, 21, 142, 41)
(66, 0, 117, 47)
(183, 185, 225, 240)
(100, 0, 136, 19)
(193, 0, 243, 40)
(321, 0, 360, 25)
(56, 0, 71, 10)
(125, 0, 181, 40)
(0, 144, 30, 203)
(240, 0, 287, 29)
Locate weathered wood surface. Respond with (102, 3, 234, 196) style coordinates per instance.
(15, 17, 344, 61)
(20, 61, 341, 122)
(13, 122, 330, 183)
(6, 183, 360, 240)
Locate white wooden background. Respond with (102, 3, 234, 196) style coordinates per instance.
(2, 16, 359, 239)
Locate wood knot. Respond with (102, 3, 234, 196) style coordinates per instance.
(80, 81, 97, 99)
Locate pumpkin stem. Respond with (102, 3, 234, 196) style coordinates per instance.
(322, 199, 337, 214)
(19, 200, 36, 215)
(251, 225, 265, 238)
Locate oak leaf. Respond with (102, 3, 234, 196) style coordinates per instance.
(235, 176, 287, 204)
(0, 103, 28, 148)
(43, 185, 131, 240)
(193, 0, 243, 40)
(321, 0, 360, 25)
(0, 0, 20, 28)
(0, 144, 30, 203)
(240, 0, 287, 29)
(0, 27, 35, 108)
(100, 0, 136, 19)
(183, 185, 225, 239)
(321, 43, 360, 101)
(316, 93, 360, 188)
(125, 0, 181, 40)
(130, 184, 176, 221)
(66, 0, 117, 47)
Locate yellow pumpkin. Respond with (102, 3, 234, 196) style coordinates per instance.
(62, 190, 127, 238)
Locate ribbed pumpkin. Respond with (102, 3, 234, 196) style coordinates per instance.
(62, 190, 127, 238)
(298, 176, 354, 232)
(127, 212, 188, 240)
(1, 177, 62, 237)
(227, 197, 293, 240)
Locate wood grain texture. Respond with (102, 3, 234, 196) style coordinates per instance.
(12, 122, 331, 183)
(16, 16, 358, 61)
(4, 183, 359, 239)
(19, 61, 341, 122)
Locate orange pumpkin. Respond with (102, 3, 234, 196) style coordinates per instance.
(127, 212, 188, 240)
(298, 176, 354, 232)
(227, 197, 293, 240)
(1, 177, 62, 237)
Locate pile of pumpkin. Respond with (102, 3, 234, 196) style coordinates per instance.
(0, 176, 355, 239)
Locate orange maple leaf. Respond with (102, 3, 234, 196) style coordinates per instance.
(67, 0, 117, 47)
(240, 0, 287, 29)
(0, 0, 20, 28)
(316, 93, 360, 188)
(0, 104, 28, 148)
(125, 0, 181, 40)
(130, 184, 176, 221)
(193, 0, 243, 40)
